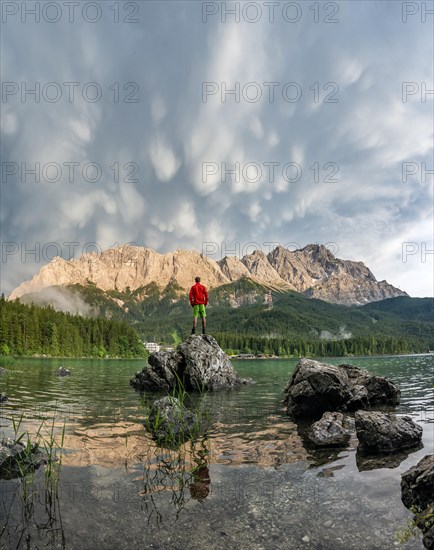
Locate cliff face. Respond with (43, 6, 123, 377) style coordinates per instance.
(9, 244, 407, 306)
(10, 247, 229, 299)
(267, 245, 399, 304)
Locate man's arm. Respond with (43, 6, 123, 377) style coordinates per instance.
(204, 287, 208, 306)
(189, 287, 194, 305)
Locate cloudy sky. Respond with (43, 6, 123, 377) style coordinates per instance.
(1, 0, 433, 297)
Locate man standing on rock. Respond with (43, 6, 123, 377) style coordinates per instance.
(189, 276, 208, 335)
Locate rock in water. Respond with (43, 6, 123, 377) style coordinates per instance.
(402, 455, 434, 511)
(178, 335, 243, 391)
(284, 358, 400, 419)
(0, 394, 7, 403)
(339, 363, 400, 408)
(55, 366, 71, 376)
(131, 335, 250, 392)
(309, 412, 352, 447)
(0, 437, 46, 479)
(0, 367, 7, 376)
(401, 455, 434, 550)
(355, 410, 422, 454)
(147, 396, 198, 442)
(284, 359, 349, 419)
(133, 350, 181, 392)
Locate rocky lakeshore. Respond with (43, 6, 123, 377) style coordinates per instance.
(0, 354, 432, 550)
(284, 359, 425, 480)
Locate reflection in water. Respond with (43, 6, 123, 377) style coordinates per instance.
(0, 475, 65, 549)
(58, 416, 308, 472)
(137, 436, 212, 527)
(208, 421, 308, 467)
(355, 443, 424, 472)
(61, 422, 154, 470)
(0, 355, 432, 549)
(190, 462, 211, 501)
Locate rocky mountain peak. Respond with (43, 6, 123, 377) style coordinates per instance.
(217, 256, 251, 282)
(240, 249, 284, 284)
(9, 243, 408, 306)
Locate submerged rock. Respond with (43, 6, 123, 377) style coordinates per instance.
(284, 358, 400, 419)
(147, 396, 198, 442)
(309, 412, 352, 447)
(355, 410, 422, 454)
(0, 393, 7, 403)
(401, 455, 434, 550)
(55, 366, 71, 376)
(0, 437, 46, 479)
(0, 367, 7, 375)
(131, 335, 251, 392)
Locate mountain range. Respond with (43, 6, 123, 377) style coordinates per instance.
(7, 244, 433, 353)
(9, 243, 407, 306)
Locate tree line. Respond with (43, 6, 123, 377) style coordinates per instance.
(213, 331, 428, 357)
(0, 295, 146, 358)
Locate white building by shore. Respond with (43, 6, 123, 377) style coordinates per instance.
(144, 342, 160, 353)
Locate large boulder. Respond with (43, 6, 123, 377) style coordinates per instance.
(401, 455, 434, 550)
(178, 335, 245, 391)
(284, 359, 400, 419)
(284, 359, 349, 418)
(355, 410, 422, 454)
(339, 363, 400, 408)
(131, 350, 181, 392)
(309, 412, 353, 447)
(147, 396, 198, 442)
(131, 335, 250, 392)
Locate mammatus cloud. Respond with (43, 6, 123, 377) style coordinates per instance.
(149, 136, 181, 182)
(0, 1, 432, 297)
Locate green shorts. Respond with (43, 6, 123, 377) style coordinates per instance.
(193, 304, 206, 318)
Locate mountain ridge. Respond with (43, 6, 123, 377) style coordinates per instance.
(9, 243, 408, 306)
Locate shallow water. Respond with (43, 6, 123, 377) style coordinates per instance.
(0, 354, 433, 549)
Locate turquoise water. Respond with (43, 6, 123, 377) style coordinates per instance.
(0, 354, 433, 549)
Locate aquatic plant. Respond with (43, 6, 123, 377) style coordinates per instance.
(37, 413, 66, 489)
(4, 408, 66, 494)
(395, 505, 434, 544)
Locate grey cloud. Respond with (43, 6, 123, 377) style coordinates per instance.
(1, 1, 432, 297)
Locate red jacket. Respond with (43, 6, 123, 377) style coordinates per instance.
(189, 282, 208, 306)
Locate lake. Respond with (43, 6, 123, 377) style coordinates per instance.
(0, 354, 433, 549)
